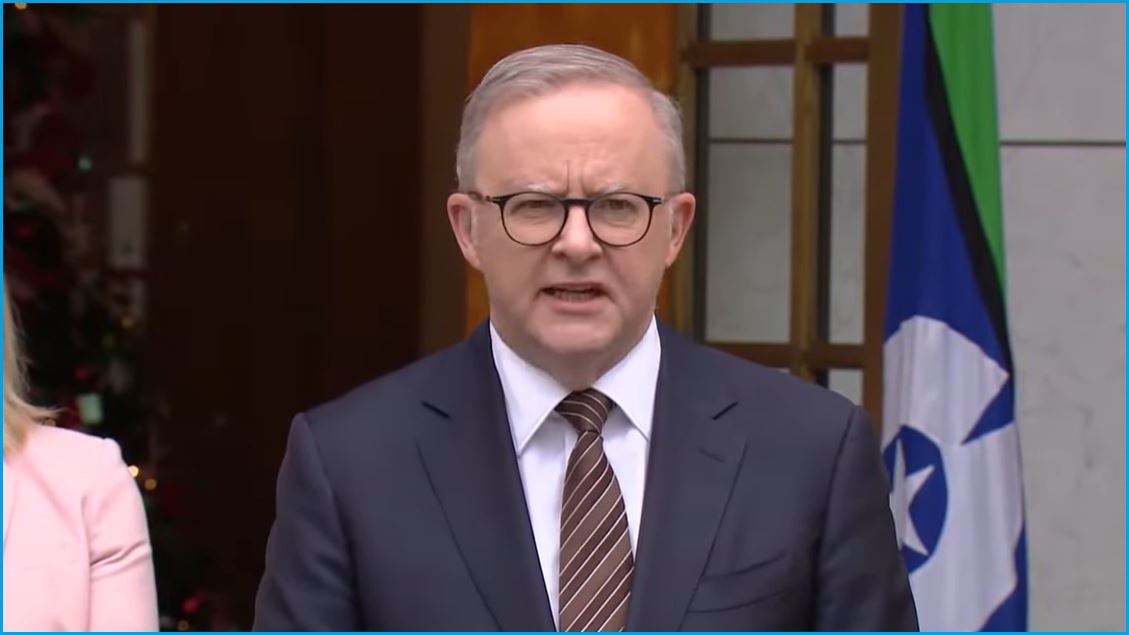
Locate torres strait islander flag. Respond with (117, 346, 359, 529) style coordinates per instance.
(881, 4, 1027, 631)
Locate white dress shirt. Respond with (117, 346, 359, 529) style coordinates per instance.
(490, 317, 661, 625)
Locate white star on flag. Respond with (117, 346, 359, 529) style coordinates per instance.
(889, 436, 935, 556)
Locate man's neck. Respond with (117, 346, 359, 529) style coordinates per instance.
(538, 357, 609, 393)
(492, 319, 651, 392)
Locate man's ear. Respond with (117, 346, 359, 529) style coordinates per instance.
(447, 193, 482, 270)
(664, 192, 696, 267)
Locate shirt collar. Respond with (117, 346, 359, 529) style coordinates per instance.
(490, 316, 661, 455)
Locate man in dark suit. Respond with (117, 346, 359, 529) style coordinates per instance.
(253, 43, 917, 631)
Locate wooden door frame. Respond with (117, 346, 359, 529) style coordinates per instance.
(670, 4, 904, 430)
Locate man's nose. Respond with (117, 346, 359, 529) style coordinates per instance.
(552, 205, 601, 258)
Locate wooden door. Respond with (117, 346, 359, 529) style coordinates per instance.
(149, 5, 423, 625)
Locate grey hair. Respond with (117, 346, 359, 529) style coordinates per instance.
(455, 43, 686, 193)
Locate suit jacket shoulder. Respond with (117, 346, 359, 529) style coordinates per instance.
(3, 425, 158, 632)
(660, 326, 882, 528)
(304, 340, 460, 435)
(648, 324, 916, 631)
(662, 323, 862, 448)
(292, 329, 498, 505)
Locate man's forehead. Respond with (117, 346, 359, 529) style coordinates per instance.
(482, 84, 656, 131)
(476, 138, 668, 190)
(471, 86, 669, 192)
(488, 177, 641, 196)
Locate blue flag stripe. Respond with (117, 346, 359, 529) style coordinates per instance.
(886, 5, 1006, 372)
(886, 5, 1027, 631)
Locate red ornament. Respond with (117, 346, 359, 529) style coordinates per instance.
(10, 110, 82, 184)
(181, 594, 202, 615)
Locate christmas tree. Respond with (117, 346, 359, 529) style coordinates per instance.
(4, 4, 232, 630)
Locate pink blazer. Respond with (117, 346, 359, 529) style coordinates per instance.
(3, 424, 159, 631)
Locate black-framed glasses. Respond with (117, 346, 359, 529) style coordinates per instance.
(468, 190, 666, 247)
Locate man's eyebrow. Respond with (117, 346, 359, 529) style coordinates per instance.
(590, 183, 633, 195)
(498, 182, 638, 196)
(498, 182, 563, 194)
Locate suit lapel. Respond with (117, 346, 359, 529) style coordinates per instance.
(627, 324, 747, 631)
(417, 324, 555, 632)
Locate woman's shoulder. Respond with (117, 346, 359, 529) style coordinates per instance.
(12, 424, 128, 482)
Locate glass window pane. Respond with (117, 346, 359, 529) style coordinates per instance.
(828, 369, 862, 405)
(833, 64, 867, 142)
(827, 63, 867, 345)
(708, 3, 794, 40)
(708, 67, 794, 140)
(828, 151, 865, 343)
(703, 142, 792, 343)
(834, 4, 869, 36)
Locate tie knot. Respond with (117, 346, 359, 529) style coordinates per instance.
(556, 388, 614, 435)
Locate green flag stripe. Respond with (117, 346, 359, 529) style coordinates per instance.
(928, 5, 1008, 295)
(924, 11, 1015, 372)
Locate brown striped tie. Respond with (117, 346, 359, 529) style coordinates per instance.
(556, 389, 633, 632)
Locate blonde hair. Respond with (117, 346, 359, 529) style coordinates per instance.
(3, 280, 55, 454)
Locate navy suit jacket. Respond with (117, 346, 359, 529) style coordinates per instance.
(253, 321, 918, 631)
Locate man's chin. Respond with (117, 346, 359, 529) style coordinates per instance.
(534, 323, 616, 357)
